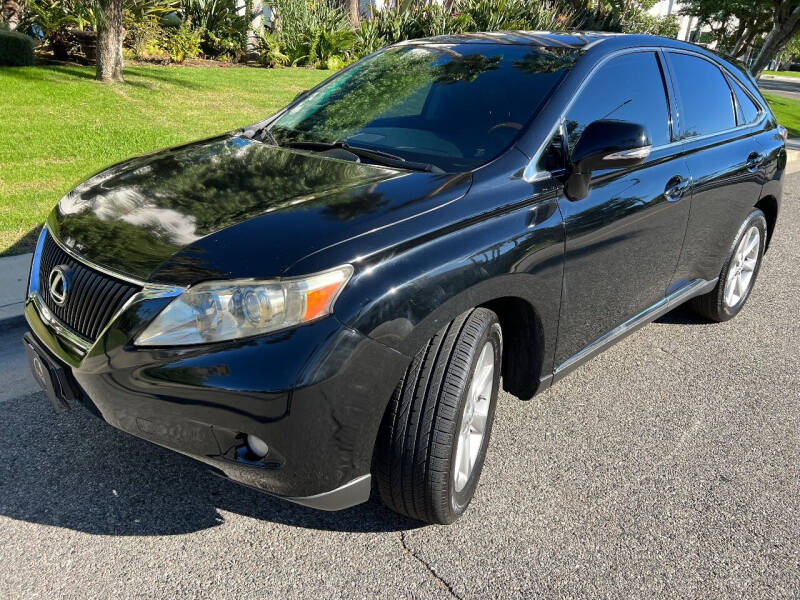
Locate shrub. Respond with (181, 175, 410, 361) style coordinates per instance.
(0, 29, 35, 66)
(181, 0, 256, 60)
(265, 0, 355, 68)
(256, 30, 288, 66)
(164, 21, 202, 62)
(129, 16, 168, 60)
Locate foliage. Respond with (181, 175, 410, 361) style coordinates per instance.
(353, 16, 384, 57)
(266, 0, 354, 67)
(163, 19, 201, 62)
(256, 30, 287, 66)
(0, 28, 35, 65)
(128, 16, 167, 60)
(180, 0, 256, 60)
(456, 0, 567, 32)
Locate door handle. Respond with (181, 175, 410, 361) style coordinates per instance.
(664, 175, 689, 202)
(746, 152, 764, 172)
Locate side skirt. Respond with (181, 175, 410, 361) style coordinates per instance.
(551, 277, 718, 385)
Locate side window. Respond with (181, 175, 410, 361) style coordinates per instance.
(669, 53, 736, 138)
(565, 52, 671, 153)
(729, 77, 761, 125)
(536, 126, 566, 172)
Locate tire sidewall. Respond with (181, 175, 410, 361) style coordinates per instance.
(717, 210, 767, 320)
(448, 320, 502, 518)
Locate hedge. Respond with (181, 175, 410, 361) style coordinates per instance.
(0, 29, 35, 66)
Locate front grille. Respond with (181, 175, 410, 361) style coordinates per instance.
(38, 232, 141, 341)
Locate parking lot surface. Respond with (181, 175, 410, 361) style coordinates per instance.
(1, 177, 798, 599)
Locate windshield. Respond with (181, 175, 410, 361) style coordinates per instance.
(269, 43, 580, 172)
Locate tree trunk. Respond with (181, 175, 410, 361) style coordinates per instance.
(750, 5, 800, 77)
(95, 0, 124, 83)
(347, 0, 359, 25)
(1, 0, 21, 30)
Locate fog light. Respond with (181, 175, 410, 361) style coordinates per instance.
(246, 434, 269, 458)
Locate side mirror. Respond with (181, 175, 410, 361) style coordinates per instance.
(565, 120, 652, 201)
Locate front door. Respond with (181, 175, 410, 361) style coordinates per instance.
(553, 50, 692, 367)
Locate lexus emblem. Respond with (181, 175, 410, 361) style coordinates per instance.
(48, 265, 70, 306)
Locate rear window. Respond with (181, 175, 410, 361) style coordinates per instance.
(669, 53, 736, 138)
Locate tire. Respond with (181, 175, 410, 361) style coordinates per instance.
(690, 208, 767, 322)
(374, 308, 502, 524)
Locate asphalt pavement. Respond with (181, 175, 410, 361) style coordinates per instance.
(759, 76, 800, 101)
(1, 177, 798, 599)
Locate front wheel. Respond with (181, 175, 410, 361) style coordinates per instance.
(374, 308, 502, 524)
(691, 208, 767, 322)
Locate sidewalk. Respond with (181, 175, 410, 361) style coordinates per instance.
(0, 252, 31, 327)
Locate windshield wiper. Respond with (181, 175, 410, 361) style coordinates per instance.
(282, 140, 444, 174)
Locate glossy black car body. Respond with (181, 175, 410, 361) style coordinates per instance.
(24, 32, 785, 512)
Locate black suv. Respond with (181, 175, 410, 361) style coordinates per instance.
(24, 32, 785, 524)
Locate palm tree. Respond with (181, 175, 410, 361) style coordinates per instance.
(1, 0, 22, 30)
(95, 0, 124, 82)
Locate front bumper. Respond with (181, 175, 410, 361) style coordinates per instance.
(24, 280, 408, 511)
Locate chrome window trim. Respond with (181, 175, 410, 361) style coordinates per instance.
(523, 46, 768, 184)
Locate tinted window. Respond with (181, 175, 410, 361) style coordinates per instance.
(730, 77, 761, 125)
(564, 52, 670, 152)
(669, 53, 736, 137)
(270, 44, 581, 171)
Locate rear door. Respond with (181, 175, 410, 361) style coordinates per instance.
(664, 51, 768, 286)
(552, 50, 692, 368)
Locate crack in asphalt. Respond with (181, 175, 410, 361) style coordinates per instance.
(397, 531, 464, 600)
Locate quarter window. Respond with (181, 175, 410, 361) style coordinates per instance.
(669, 53, 736, 138)
(564, 52, 671, 153)
(729, 77, 761, 125)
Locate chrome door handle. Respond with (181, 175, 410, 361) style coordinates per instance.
(664, 176, 689, 202)
(746, 152, 764, 172)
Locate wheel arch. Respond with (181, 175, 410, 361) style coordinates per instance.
(755, 195, 778, 251)
(479, 296, 545, 400)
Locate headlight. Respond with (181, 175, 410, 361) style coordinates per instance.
(135, 265, 353, 346)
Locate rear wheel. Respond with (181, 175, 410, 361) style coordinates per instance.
(691, 209, 767, 322)
(374, 308, 502, 524)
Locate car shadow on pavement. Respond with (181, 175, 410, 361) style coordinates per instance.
(655, 305, 710, 326)
(0, 393, 423, 536)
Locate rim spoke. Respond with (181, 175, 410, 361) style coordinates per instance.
(458, 431, 471, 480)
(453, 340, 495, 493)
(741, 257, 756, 273)
(725, 280, 736, 306)
(471, 412, 487, 435)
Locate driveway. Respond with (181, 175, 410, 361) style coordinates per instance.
(1, 177, 798, 599)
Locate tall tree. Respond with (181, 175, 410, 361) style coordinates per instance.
(346, 0, 359, 25)
(1, 0, 22, 30)
(680, 0, 800, 76)
(95, 0, 124, 82)
(750, 2, 800, 76)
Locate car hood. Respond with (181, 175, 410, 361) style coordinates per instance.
(49, 135, 471, 285)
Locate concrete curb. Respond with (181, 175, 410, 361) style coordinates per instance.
(0, 252, 32, 328)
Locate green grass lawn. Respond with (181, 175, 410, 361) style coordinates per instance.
(764, 93, 800, 138)
(763, 70, 800, 78)
(0, 64, 330, 256)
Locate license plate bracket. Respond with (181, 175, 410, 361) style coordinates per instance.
(23, 335, 73, 411)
